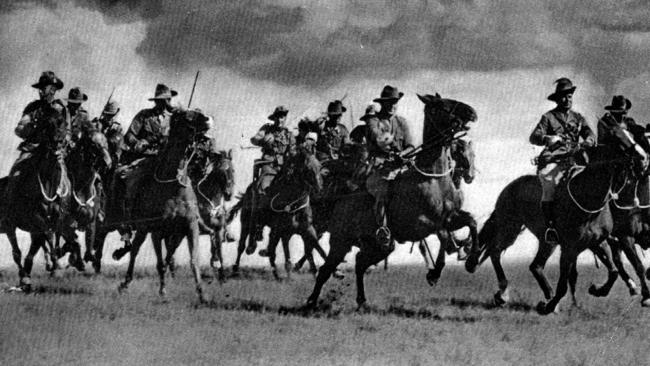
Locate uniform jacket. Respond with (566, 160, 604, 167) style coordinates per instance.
(70, 107, 90, 142)
(124, 107, 172, 152)
(366, 112, 414, 158)
(15, 99, 69, 153)
(529, 108, 595, 165)
(597, 113, 640, 146)
(250, 123, 295, 165)
(317, 122, 350, 161)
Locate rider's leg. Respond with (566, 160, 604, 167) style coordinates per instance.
(539, 163, 562, 244)
(1, 152, 31, 217)
(254, 164, 275, 242)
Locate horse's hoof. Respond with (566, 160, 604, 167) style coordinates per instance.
(112, 247, 130, 261)
(465, 256, 479, 273)
(304, 297, 318, 310)
(83, 251, 94, 263)
(245, 242, 257, 255)
(536, 301, 558, 315)
(588, 283, 607, 297)
(426, 270, 439, 287)
(259, 249, 270, 257)
(19, 277, 32, 293)
(627, 279, 640, 296)
(272, 270, 281, 281)
(493, 289, 509, 307)
(641, 297, 650, 307)
(118, 283, 129, 294)
(159, 287, 167, 297)
(356, 301, 370, 313)
(198, 293, 209, 304)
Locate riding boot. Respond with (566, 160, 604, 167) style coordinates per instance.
(541, 201, 559, 244)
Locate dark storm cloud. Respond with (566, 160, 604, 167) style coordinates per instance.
(4, 0, 650, 91)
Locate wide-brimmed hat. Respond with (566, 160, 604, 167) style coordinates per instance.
(31, 71, 64, 90)
(547, 77, 577, 101)
(102, 99, 120, 115)
(65, 87, 88, 104)
(359, 104, 378, 121)
(604, 95, 632, 113)
(327, 100, 347, 116)
(268, 105, 289, 121)
(148, 83, 178, 101)
(373, 85, 404, 103)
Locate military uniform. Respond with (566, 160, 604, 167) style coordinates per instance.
(123, 107, 173, 160)
(250, 122, 295, 193)
(70, 107, 90, 142)
(317, 122, 350, 161)
(530, 108, 595, 201)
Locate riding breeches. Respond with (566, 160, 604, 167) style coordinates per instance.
(255, 163, 278, 195)
(538, 162, 570, 202)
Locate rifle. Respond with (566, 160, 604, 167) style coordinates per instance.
(187, 70, 200, 108)
(104, 87, 115, 110)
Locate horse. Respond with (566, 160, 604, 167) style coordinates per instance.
(1, 142, 81, 290)
(64, 127, 112, 273)
(95, 108, 212, 302)
(162, 149, 235, 282)
(306, 92, 478, 309)
(228, 146, 323, 279)
(421, 137, 478, 286)
(465, 136, 647, 314)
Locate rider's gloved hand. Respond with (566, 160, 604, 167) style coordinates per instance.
(544, 135, 563, 147)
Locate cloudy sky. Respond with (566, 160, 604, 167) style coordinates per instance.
(1, 0, 649, 264)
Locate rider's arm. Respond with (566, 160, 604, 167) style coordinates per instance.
(596, 116, 610, 145)
(529, 115, 551, 146)
(15, 101, 39, 139)
(250, 125, 268, 146)
(124, 111, 147, 150)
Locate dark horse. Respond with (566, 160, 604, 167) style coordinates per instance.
(65, 128, 113, 273)
(1, 144, 80, 290)
(95, 109, 212, 302)
(228, 146, 323, 279)
(162, 149, 235, 282)
(421, 137, 478, 286)
(466, 135, 647, 314)
(306, 93, 478, 309)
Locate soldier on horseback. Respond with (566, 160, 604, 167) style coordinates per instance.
(365, 85, 415, 247)
(316, 100, 350, 162)
(67, 87, 90, 143)
(1, 71, 69, 216)
(597, 95, 650, 155)
(93, 99, 125, 170)
(249, 105, 295, 240)
(529, 78, 595, 244)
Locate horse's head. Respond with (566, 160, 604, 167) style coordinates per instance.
(214, 149, 235, 201)
(451, 138, 476, 185)
(586, 127, 648, 180)
(418, 93, 477, 143)
(169, 108, 211, 144)
(68, 130, 111, 175)
(280, 146, 323, 195)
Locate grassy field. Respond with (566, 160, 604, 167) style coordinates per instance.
(0, 261, 649, 366)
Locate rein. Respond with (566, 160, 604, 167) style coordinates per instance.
(270, 191, 310, 214)
(72, 173, 99, 208)
(153, 141, 198, 187)
(196, 171, 225, 217)
(37, 161, 69, 202)
(566, 166, 629, 214)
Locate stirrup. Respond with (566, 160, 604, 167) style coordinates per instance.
(544, 227, 559, 244)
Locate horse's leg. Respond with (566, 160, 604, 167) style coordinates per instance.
(6, 230, 24, 279)
(164, 234, 182, 279)
(355, 239, 392, 309)
(618, 236, 650, 306)
(92, 229, 108, 274)
(610, 242, 638, 296)
(529, 241, 557, 301)
(267, 229, 281, 280)
(210, 229, 226, 283)
(299, 224, 322, 278)
(186, 219, 208, 303)
(151, 231, 166, 296)
(538, 248, 576, 315)
(83, 220, 97, 264)
(491, 250, 510, 306)
(233, 209, 250, 275)
(587, 239, 619, 297)
(306, 236, 352, 309)
(118, 230, 146, 292)
(22, 233, 45, 291)
(428, 233, 448, 286)
(281, 232, 294, 279)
